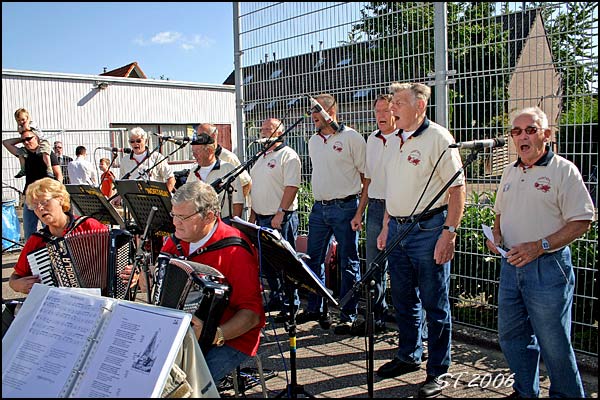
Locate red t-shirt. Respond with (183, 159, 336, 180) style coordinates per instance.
(14, 215, 108, 277)
(161, 220, 265, 357)
(100, 170, 115, 197)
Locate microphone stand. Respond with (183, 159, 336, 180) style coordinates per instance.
(128, 206, 158, 304)
(210, 111, 308, 196)
(339, 148, 483, 398)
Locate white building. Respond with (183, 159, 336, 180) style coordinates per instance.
(2, 67, 236, 202)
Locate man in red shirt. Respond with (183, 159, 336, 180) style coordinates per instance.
(124, 180, 265, 383)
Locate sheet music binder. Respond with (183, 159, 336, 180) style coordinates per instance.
(114, 180, 174, 236)
(2, 285, 192, 398)
(65, 184, 125, 227)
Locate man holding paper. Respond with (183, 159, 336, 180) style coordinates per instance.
(485, 107, 594, 398)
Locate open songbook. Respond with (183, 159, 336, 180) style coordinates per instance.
(2, 284, 192, 398)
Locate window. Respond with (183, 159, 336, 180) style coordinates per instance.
(336, 58, 352, 67)
(287, 98, 301, 107)
(266, 100, 277, 109)
(353, 89, 372, 99)
(313, 58, 326, 69)
(245, 102, 258, 112)
(270, 69, 283, 79)
(243, 74, 254, 84)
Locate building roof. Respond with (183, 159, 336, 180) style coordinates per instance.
(100, 62, 147, 79)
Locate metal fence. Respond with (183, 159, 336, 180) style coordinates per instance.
(234, 2, 598, 355)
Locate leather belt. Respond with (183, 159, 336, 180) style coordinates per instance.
(369, 198, 385, 203)
(392, 205, 448, 224)
(319, 194, 358, 206)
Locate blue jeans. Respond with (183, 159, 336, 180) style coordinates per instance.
(365, 199, 389, 323)
(22, 206, 40, 240)
(386, 212, 451, 377)
(204, 344, 249, 382)
(498, 247, 585, 398)
(255, 212, 300, 312)
(306, 199, 361, 323)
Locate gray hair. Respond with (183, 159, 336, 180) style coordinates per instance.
(129, 127, 148, 140)
(513, 107, 549, 129)
(389, 82, 431, 104)
(171, 181, 220, 216)
(315, 94, 337, 112)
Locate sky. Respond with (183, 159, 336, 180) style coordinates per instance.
(2, 2, 235, 85)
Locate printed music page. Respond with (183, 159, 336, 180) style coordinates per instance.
(71, 302, 191, 398)
(2, 286, 107, 398)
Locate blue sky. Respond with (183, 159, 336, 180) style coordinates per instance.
(2, 2, 235, 84)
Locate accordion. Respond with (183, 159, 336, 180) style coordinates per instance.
(27, 228, 135, 299)
(152, 254, 230, 354)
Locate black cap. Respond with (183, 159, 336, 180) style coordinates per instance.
(191, 132, 215, 145)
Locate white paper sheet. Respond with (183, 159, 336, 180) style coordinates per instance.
(482, 224, 508, 257)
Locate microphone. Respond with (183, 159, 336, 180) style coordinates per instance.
(252, 136, 284, 145)
(98, 147, 132, 154)
(307, 95, 340, 132)
(449, 138, 506, 149)
(152, 133, 191, 146)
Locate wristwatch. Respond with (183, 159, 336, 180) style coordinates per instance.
(541, 238, 551, 253)
(214, 326, 225, 347)
(443, 225, 457, 233)
(277, 207, 286, 213)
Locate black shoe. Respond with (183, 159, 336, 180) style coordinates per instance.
(350, 319, 388, 336)
(14, 170, 26, 178)
(333, 321, 352, 335)
(318, 312, 331, 329)
(376, 358, 420, 379)
(418, 375, 443, 398)
(295, 311, 320, 324)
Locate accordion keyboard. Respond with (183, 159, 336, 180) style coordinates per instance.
(27, 247, 55, 286)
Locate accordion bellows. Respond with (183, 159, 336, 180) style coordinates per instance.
(27, 229, 134, 299)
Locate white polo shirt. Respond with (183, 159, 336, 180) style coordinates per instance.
(186, 159, 244, 219)
(119, 150, 174, 183)
(217, 146, 252, 187)
(250, 144, 301, 215)
(494, 150, 595, 249)
(365, 129, 400, 200)
(308, 124, 366, 201)
(385, 119, 464, 217)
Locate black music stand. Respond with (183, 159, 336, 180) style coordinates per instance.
(113, 180, 174, 237)
(232, 217, 338, 399)
(65, 184, 125, 227)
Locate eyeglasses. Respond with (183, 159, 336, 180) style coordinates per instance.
(54, 146, 62, 149)
(28, 197, 54, 211)
(22, 136, 36, 143)
(509, 126, 541, 137)
(169, 210, 200, 222)
(129, 139, 143, 144)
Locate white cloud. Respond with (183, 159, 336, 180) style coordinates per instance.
(133, 31, 215, 51)
(151, 31, 181, 44)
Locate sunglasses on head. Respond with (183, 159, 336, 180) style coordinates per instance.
(22, 136, 36, 143)
(129, 139, 143, 144)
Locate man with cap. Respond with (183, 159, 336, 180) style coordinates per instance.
(186, 133, 244, 225)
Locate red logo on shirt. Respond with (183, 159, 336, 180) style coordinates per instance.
(407, 150, 422, 166)
(534, 177, 551, 193)
(267, 159, 276, 169)
(332, 141, 343, 153)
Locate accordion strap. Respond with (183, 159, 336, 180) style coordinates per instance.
(172, 235, 253, 259)
(32, 214, 91, 242)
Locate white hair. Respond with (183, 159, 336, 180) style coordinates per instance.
(514, 107, 549, 129)
(129, 127, 148, 140)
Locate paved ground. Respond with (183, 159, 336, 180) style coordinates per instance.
(2, 249, 597, 398)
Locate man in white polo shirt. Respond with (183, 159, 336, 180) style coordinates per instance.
(186, 132, 244, 225)
(376, 82, 465, 399)
(296, 93, 367, 334)
(349, 93, 399, 336)
(486, 107, 593, 398)
(249, 117, 302, 322)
